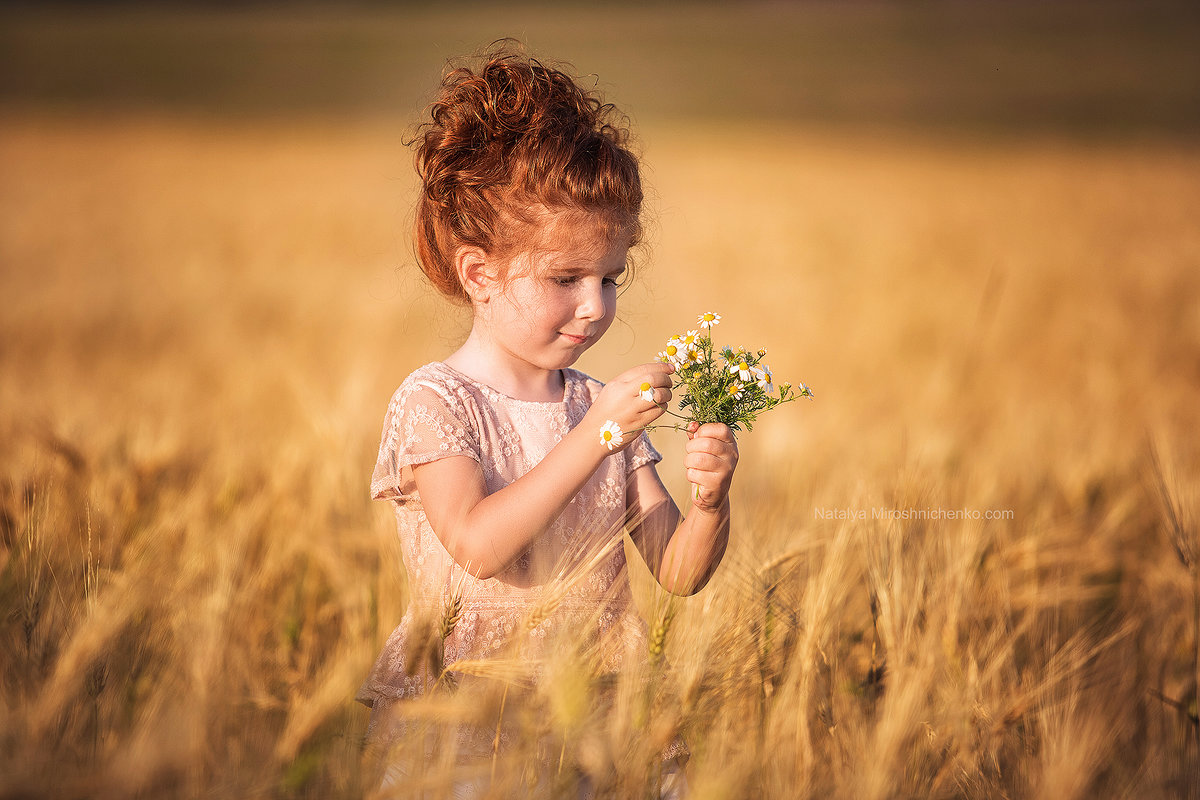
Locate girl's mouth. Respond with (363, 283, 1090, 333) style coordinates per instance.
(560, 332, 589, 345)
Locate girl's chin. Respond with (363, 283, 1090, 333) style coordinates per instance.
(550, 355, 581, 370)
(543, 351, 584, 370)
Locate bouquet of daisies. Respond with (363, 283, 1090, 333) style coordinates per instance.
(654, 312, 812, 432)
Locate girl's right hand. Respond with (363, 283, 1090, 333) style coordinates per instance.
(587, 361, 675, 454)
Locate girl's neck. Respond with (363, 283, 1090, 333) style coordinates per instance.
(444, 327, 566, 403)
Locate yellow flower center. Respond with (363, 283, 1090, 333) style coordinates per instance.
(703, 313, 715, 321)
(739, 361, 749, 371)
(666, 345, 677, 356)
(640, 382, 651, 392)
(602, 431, 613, 442)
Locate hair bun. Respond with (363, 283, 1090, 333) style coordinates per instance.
(412, 41, 642, 303)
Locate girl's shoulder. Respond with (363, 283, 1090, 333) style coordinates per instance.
(383, 362, 472, 414)
(398, 361, 467, 392)
(394, 362, 603, 408)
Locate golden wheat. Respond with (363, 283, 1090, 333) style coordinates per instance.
(2, 113, 1199, 797)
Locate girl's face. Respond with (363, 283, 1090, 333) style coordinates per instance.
(480, 214, 628, 377)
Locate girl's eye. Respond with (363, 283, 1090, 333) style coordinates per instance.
(549, 273, 623, 287)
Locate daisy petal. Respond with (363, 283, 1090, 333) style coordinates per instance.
(599, 420, 624, 451)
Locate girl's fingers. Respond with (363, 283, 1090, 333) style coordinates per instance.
(635, 361, 674, 381)
(685, 437, 732, 456)
(685, 452, 730, 473)
(627, 403, 667, 431)
(685, 468, 730, 497)
(632, 376, 672, 395)
(693, 423, 736, 442)
(680, 423, 736, 508)
(686, 441, 739, 465)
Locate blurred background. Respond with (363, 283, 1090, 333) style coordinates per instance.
(4, 1, 1199, 132)
(3, 2, 1200, 797)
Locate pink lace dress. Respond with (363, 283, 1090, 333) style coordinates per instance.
(357, 362, 661, 732)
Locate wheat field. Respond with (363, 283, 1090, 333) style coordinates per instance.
(3, 111, 1198, 799)
(3, 5, 1200, 797)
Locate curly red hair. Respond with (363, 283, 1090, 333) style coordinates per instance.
(412, 41, 643, 303)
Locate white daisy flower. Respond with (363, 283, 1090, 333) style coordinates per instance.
(679, 329, 701, 349)
(725, 382, 743, 400)
(698, 311, 721, 329)
(680, 347, 703, 369)
(753, 364, 775, 394)
(658, 341, 684, 367)
(729, 358, 753, 382)
(599, 420, 624, 451)
(639, 381, 656, 403)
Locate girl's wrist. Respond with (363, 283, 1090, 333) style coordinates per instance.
(583, 407, 629, 458)
(689, 495, 730, 517)
(572, 415, 617, 465)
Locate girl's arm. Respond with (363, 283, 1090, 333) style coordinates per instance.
(411, 362, 674, 580)
(628, 422, 738, 595)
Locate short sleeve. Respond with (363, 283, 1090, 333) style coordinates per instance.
(625, 431, 663, 475)
(370, 377, 482, 502)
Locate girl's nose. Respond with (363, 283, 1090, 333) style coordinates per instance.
(576, 285, 605, 321)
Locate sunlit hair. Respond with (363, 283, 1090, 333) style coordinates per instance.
(412, 40, 643, 303)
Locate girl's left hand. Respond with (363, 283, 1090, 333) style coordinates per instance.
(684, 422, 739, 512)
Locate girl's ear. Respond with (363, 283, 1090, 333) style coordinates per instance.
(455, 246, 493, 303)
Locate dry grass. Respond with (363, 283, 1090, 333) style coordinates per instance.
(2, 113, 1199, 798)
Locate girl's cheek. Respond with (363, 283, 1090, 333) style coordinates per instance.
(538, 283, 572, 310)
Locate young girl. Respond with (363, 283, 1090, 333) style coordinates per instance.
(358, 43, 738, 793)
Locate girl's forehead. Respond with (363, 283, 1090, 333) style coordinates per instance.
(523, 209, 630, 264)
(530, 239, 628, 273)
(503, 240, 626, 286)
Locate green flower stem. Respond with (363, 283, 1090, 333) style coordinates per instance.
(630, 423, 691, 436)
